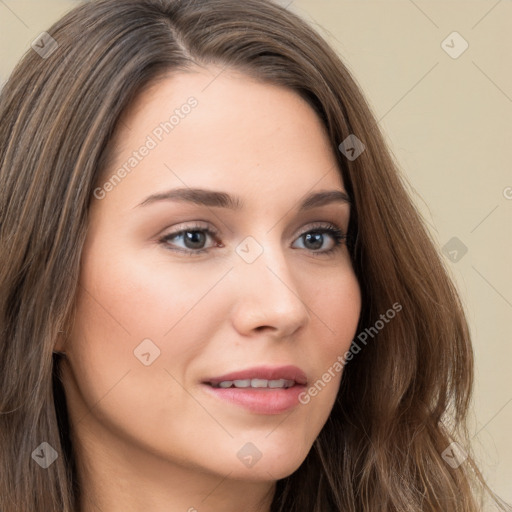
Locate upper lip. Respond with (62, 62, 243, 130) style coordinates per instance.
(203, 365, 308, 386)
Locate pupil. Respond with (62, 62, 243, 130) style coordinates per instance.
(185, 231, 205, 249)
(305, 232, 323, 250)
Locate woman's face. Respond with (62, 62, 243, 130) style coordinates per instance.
(59, 65, 361, 484)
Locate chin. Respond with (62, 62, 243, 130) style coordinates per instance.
(225, 448, 310, 482)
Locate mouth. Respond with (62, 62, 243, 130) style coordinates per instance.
(200, 365, 308, 414)
(202, 364, 308, 388)
(207, 378, 298, 389)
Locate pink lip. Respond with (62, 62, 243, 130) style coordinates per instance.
(203, 365, 308, 387)
(201, 365, 308, 415)
(202, 385, 306, 414)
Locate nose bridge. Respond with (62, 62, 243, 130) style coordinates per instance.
(230, 231, 310, 335)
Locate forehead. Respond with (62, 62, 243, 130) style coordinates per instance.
(97, 65, 345, 211)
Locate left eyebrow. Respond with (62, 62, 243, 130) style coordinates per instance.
(134, 187, 351, 211)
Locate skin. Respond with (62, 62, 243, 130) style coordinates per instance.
(56, 65, 362, 512)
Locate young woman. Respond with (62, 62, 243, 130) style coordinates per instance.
(0, 0, 509, 511)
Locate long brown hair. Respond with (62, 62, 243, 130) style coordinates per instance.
(0, 0, 509, 510)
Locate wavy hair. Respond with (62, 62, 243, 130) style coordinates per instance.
(0, 0, 509, 510)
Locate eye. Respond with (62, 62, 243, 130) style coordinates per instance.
(291, 222, 347, 257)
(158, 222, 220, 255)
(158, 221, 347, 257)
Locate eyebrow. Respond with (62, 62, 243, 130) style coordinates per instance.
(135, 187, 351, 211)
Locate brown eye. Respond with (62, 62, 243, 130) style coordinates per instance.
(292, 224, 347, 256)
(159, 224, 220, 255)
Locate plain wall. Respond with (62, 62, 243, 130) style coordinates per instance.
(1, 0, 510, 504)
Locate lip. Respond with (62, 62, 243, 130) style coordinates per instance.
(201, 365, 308, 415)
(203, 365, 308, 387)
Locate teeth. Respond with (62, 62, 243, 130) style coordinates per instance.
(251, 378, 268, 388)
(233, 379, 251, 388)
(213, 379, 295, 389)
(268, 379, 288, 388)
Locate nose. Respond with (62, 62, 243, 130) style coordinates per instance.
(229, 237, 311, 339)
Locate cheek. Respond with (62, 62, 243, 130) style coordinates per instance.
(67, 243, 231, 404)
(301, 267, 361, 408)
(313, 265, 362, 353)
(75, 240, 226, 345)
(65, 248, 232, 452)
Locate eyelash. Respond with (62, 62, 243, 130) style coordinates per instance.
(158, 222, 347, 258)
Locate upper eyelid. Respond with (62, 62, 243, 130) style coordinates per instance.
(161, 222, 219, 239)
(160, 221, 345, 247)
(162, 220, 344, 236)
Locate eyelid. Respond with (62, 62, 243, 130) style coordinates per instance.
(158, 220, 347, 256)
(159, 221, 219, 239)
(156, 221, 220, 256)
(292, 220, 345, 238)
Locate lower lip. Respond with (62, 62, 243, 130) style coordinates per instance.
(201, 383, 306, 414)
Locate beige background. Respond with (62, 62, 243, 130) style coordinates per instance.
(1, 0, 510, 504)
